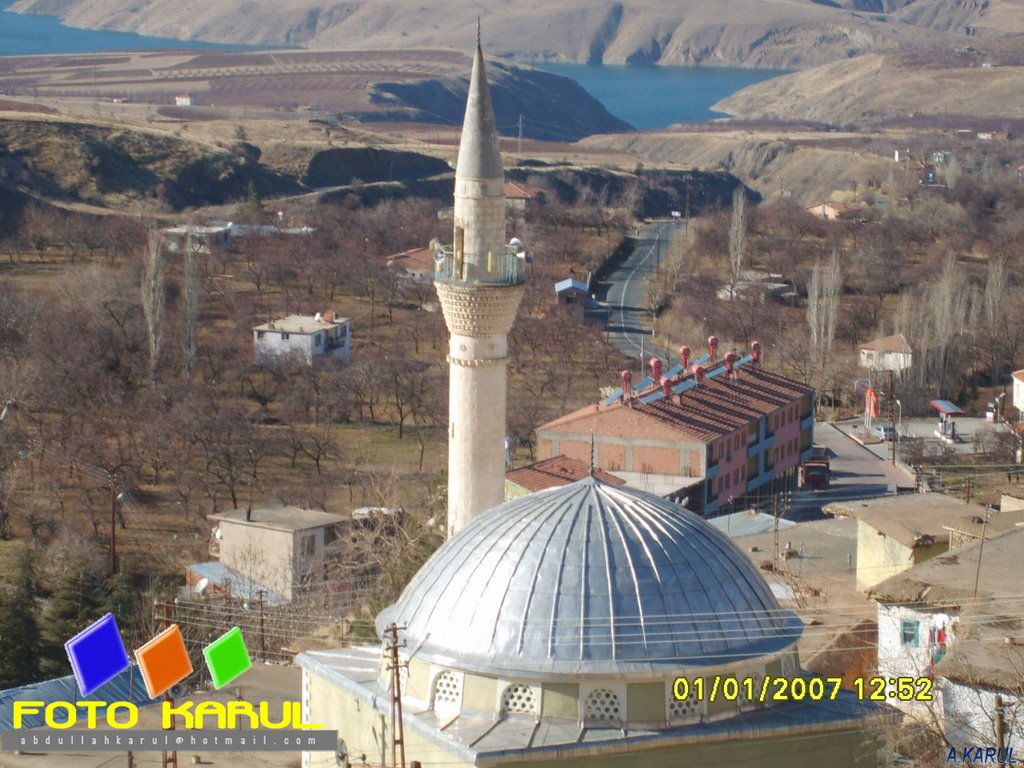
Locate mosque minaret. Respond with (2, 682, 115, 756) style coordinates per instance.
(434, 39, 525, 537)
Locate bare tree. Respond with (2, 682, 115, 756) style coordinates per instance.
(183, 235, 200, 383)
(140, 230, 165, 384)
(727, 186, 748, 301)
(806, 249, 842, 375)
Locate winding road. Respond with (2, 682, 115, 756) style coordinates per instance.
(592, 219, 680, 365)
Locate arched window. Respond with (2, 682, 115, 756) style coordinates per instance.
(584, 688, 622, 723)
(501, 684, 537, 715)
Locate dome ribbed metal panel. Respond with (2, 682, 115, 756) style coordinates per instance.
(377, 478, 802, 677)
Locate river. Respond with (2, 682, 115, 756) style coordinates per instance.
(0, 1, 255, 55)
(534, 63, 789, 129)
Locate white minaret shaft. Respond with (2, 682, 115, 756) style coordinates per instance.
(435, 43, 525, 538)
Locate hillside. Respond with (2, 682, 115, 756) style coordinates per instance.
(715, 39, 1024, 125)
(10, 0, 1024, 69)
(0, 49, 630, 141)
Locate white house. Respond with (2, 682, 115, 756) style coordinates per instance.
(1012, 369, 1024, 416)
(868, 528, 1024, 748)
(160, 224, 231, 254)
(859, 333, 913, 372)
(253, 312, 351, 365)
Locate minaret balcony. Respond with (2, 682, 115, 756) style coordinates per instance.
(431, 243, 527, 287)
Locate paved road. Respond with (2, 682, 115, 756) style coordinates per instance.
(782, 423, 917, 523)
(592, 220, 679, 364)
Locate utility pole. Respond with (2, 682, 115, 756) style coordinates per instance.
(109, 472, 118, 576)
(971, 507, 990, 600)
(383, 623, 407, 768)
(0, 400, 11, 538)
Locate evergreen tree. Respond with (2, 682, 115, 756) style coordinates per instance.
(0, 548, 42, 689)
(40, 556, 106, 677)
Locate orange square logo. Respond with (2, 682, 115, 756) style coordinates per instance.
(135, 624, 193, 699)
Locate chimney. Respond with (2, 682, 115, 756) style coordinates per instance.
(751, 340, 762, 364)
(708, 335, 718, 361)
(692, 364, 705, 387)
(680, 345, 690, 369)
(725, 351, 737, 382)
(650, 357, 662, 383)
(621, 369, 633, 401)
(661, 376, 671, 397)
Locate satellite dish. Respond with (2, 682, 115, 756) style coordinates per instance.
(195, 578, 209, 594)
(213, 526, 223, 540)
(433, 249, 445, 265)
(169, 683, 188, 699)
(509, 237, 524, 250)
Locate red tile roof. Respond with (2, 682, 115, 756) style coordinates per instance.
(504, 181, 545, 200)
(387, 246, 434, 273)
(506, 455, 624, 493)
(538, 364, 813, 444)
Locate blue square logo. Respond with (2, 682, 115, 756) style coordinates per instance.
(65, 613, 131, 696)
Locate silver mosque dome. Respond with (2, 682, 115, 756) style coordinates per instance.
(377, 477, 802, 677)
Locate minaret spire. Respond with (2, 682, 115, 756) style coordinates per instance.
(434, 39, 526, 538)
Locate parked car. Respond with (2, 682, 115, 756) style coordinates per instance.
(873, 425, 896, 441)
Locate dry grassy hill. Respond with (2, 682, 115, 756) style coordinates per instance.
(10, 0, 1024, 68)
(716, 39, 1024, 125)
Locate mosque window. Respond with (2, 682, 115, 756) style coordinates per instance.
(584, 688, 622, 722)
(432, 670, 463, 713)
(501, 684, 537, 715)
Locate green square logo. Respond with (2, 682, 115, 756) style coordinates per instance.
(203, 627, 252, 688)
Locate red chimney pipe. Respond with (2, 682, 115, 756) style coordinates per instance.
(708, 335, 718, 360)
(751, 340, 761, 364)
(692, 364, 705, 386)
(621, 369, 633, 399)
(725, 352, 737, 382)
(680, 345, 691, 369)
(650, 357, 662, 382)
(661, 376, 671, 397)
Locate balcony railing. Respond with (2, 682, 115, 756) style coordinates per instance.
(432, 243, 527, 286)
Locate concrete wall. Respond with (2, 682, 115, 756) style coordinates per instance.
(942, 679, 1023, 748)
(856, 520, 948, 592)
(218, 521, 295, 599)
(218, 521, 331, 599)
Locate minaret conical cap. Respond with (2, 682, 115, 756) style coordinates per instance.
(455, 44, 504, 181)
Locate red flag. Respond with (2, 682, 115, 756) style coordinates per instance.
(865, 387, 879, 418)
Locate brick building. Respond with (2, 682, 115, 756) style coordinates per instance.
(536, 352, 814, 514)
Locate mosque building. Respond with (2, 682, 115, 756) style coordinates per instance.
(297, 41, 881, 768)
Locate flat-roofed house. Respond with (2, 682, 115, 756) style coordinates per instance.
(253, 311, 350, 365)
(868, 527, 1024, 742)
(192, 505, 347, 603)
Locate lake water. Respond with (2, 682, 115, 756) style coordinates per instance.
(0, 1, 255, 55)
(0, 1, 786, 129)
(534, 63, 789, 129)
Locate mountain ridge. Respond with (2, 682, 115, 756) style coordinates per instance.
(10, 0, 1024, 69)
